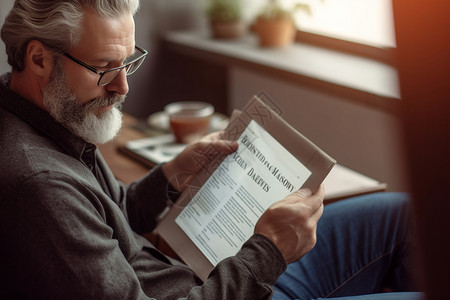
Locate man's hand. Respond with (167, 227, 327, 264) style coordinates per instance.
(255, 185, 325, 264)
(162, 131, 238, 192)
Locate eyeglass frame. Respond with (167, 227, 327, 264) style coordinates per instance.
(63, 45, 148, 87)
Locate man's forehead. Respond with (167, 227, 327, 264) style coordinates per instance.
(73, 8, 135, 59)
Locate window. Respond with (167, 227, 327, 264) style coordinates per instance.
(244, 0, 396, 63)
(292, 0, 396, 48)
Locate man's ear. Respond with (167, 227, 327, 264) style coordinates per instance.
(25, 40, 54, 79)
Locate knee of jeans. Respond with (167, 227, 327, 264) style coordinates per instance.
(358, 192, 411, 214)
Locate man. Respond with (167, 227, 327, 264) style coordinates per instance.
(0, 0, 421, 299)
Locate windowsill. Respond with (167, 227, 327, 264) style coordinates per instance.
(163, 30, 400, 101)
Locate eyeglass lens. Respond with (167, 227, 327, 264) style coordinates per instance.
(98, 55, 146, 86)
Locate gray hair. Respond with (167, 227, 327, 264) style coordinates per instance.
(1, 0, 140, 71)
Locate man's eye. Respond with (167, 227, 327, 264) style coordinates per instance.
(93, 64, 112, 71)
(97, 61, 125, 70)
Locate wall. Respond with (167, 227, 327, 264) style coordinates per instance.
(0, 0, 14, 73)
(227, 67, 408, 192)
(123, 0, 206, 117)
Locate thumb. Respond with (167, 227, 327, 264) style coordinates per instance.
(296, 188, 312, 198)
(202, 140, 238, 157)
(280, 188, 312, 205)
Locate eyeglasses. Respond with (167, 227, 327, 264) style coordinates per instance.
(63, 45, 148, 86)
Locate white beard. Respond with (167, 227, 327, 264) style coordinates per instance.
(42, 59, 124, 144)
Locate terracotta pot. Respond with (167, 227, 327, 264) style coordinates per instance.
(210, 20, 247, 39)
(254, 17, 296, 47)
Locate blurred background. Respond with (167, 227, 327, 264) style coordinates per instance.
(0, 0, 407, 193)
(0, 0, 443, 194)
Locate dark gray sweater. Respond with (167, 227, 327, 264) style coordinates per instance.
(0, 73, 286, 299)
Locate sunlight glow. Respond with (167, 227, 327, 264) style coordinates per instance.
(245, 0, 396, 48)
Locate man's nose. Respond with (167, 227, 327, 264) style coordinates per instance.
(105, 69, 129, 95)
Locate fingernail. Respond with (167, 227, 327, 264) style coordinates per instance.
(298, 188, 312, 197)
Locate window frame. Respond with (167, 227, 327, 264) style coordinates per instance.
(295, 30, 396, 66)
(261, 0, 398, 66)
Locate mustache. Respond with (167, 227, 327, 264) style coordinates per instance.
(82, 94, 125, 113)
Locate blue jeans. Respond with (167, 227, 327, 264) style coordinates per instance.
(273, 193, 424, 300)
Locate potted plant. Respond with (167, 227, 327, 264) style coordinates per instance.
(254, 0, 312, 47)
(206, 0, 247, 39)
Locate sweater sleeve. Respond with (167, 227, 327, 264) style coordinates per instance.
(0, 172, 151, 300)
(125, 164, 174, 234)
(184, 234, 287, 300)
